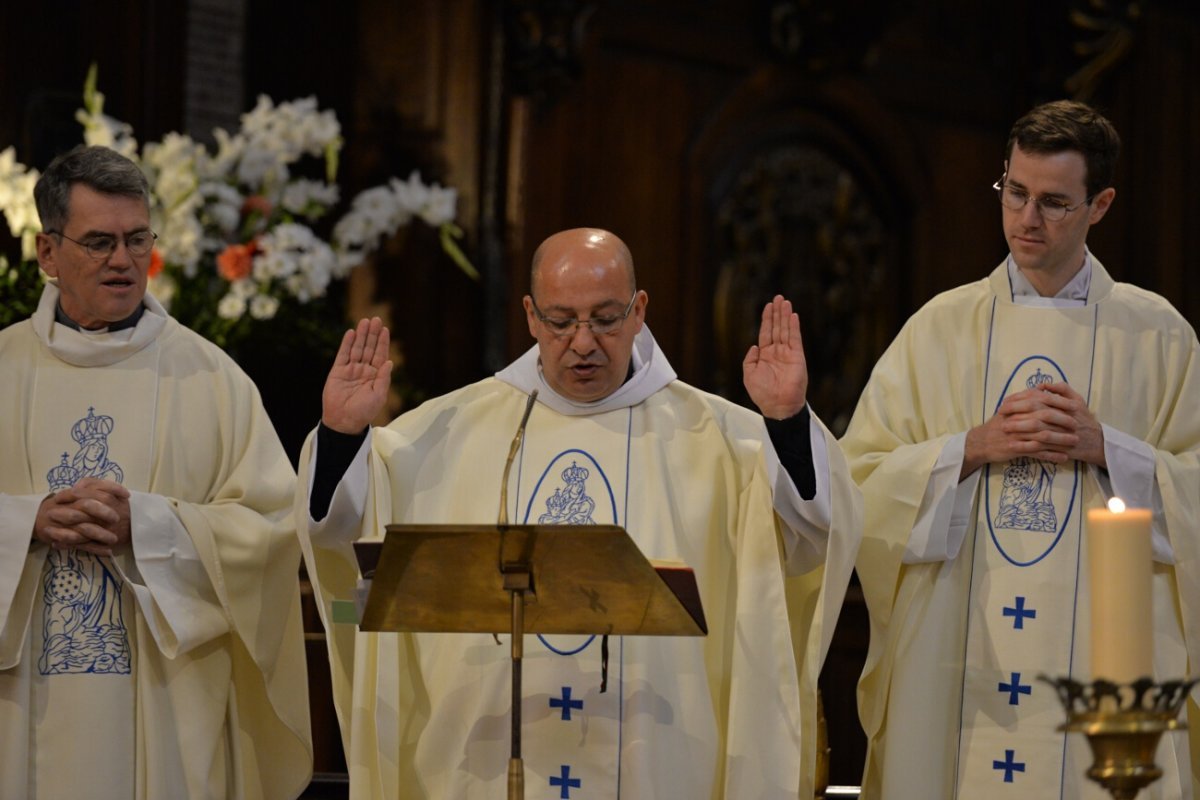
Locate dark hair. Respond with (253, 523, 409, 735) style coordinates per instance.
(1005, 100, 1120, 198)
(33, 145, 150, 232)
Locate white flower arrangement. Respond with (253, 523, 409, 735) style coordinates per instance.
(0, 64, 474, 346)
(0, 146, 40, 261)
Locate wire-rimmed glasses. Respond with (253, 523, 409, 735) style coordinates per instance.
(47, 229, 158, 259)
(530, 293, 638, 338)
(993, 176, 1093, 222)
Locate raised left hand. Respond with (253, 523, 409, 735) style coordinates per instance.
(742, 295, 809, 420)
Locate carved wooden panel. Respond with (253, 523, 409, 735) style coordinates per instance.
(710, 143, 895, 435)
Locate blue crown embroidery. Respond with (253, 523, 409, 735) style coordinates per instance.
(46, 453, 81, 492)
(1026, 368, 1054, 389)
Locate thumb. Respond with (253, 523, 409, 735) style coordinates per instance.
(372, 360, 394, 394)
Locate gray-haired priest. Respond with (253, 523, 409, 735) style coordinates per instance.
(0, 145, 312, 799)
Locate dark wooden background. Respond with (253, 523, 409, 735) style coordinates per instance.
(3, 0, 1198, 792)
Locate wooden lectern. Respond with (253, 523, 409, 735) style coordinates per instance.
(353, 522, 707, 800)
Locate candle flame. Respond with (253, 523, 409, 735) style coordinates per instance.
(1107, 497, 1127, 513)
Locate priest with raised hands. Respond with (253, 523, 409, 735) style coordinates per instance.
(298, 226, 861, 799)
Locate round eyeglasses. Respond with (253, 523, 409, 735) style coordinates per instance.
(47, 229, 158, 260)
(993, 176, 1093, 222)
(530, 293, 637, 338)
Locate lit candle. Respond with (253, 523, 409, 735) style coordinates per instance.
(1087, 497, 1153, 683)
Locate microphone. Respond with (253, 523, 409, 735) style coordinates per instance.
(498, 390, 538, 526)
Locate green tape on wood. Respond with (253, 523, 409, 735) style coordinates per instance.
(331, 599, 359, 625)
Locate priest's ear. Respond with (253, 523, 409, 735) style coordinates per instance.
(1087, 187, 1116, 225)
(36, 232, 62, 278)
(523, 295, 539, 338)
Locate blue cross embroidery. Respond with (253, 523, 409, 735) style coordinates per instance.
(998, 672, 1032, 705)
(1002, 596, 1037, 629)
(550, 686, 584, 721)
(993, 749, 1025, 783)
(550, 764, 582, 798)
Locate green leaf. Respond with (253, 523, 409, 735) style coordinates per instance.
(83, 62, 99, 114)
(325, 137, 342, 184)
(439, 223, 478, 280)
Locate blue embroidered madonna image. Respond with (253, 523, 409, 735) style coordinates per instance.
(993, 369, 1059, 533)
(39, 408, 131, 675)
(537, 462, 597, 525)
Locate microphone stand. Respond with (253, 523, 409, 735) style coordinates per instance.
(499, 390, 537, 800)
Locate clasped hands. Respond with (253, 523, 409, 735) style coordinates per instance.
(962, 382, 1105, 478)
(34, 477, 131, 557)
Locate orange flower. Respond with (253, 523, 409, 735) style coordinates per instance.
(242, 194, 273, 219)
(217, 242, 257, 282)
(148, 248, 164, 278)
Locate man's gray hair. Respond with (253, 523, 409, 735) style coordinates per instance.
(34, 145, 150, 232)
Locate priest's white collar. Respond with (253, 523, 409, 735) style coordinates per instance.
(33, 282, 169, 367)
(1006, 251, 1092, 308)
(495, 326, 677, 416)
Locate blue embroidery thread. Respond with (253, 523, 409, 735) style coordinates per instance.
(528, 451, 615, 654)
(550, 686, 584, 721)
(550, 765, 582, 798)
(993, 749, 1026, 783)
(39, 408, 131, 676)
(998, 672, 1032, 706)
(538, 462, 597, 525)
(983, 355, 1081, 567)
(993, 370, 1057, 532)
(1002, 596, 1037, 630)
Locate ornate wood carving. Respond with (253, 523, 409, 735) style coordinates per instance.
(1065, 0, 1143, 100)
(712, 142, 895, 435)
(766, 0, 896, 74)
(505, 0, 598, 105)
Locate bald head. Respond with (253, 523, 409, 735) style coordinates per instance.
(523, 227, 647, 402)
(530, 228, 636, 299)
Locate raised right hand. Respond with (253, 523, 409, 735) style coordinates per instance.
(322, 317, 393, 434)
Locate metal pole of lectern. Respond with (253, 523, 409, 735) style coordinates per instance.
(498, 390, 537, 800)
(504, 565, 529, 800)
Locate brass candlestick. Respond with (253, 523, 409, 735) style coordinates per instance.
(1041, 675, 1197, 800)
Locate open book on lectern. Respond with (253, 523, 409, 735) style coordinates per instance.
(352, 523, 707, 638)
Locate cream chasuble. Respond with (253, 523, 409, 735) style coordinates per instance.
(845, 260, 1200, 800)
(0, 285, 312, 800)
(29, 343, 162, 798)
(298, 328, 861, 800)
(956, 300, 1099, 795)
